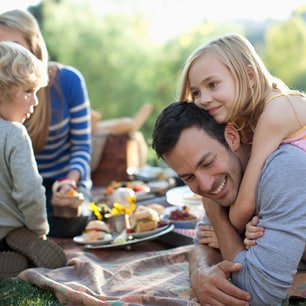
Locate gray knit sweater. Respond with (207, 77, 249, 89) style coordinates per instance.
(0, 118, 49, 239)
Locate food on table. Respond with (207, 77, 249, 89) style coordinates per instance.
(111, 230, 128, 244)
(104, 180, 148, 196)
(89, 202, 112, 220)
(168, 206, 197, 221)
(146, 203, 165, 216)
(130, 205, 160, 232)
(82, 220, 112, 242)
(111, 187, 136, 208)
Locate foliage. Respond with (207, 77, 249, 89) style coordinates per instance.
(29, 0, 306, 144)
(263, 15, 306, 87)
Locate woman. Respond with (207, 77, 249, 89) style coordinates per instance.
(0, 9, 93, 238)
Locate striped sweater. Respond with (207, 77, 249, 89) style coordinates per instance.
(35, 65, 92, 189)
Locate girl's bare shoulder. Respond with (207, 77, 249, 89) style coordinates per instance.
(262, 93, 306, 133)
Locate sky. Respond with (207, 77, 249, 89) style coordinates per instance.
(1, 0, 306, 41)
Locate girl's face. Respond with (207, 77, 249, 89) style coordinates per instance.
(188, 52, 236, 123)
(0, 26, 31, 51)
(0, 86, 39, 123)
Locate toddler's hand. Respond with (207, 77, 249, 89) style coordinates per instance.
(52, 178, 77, 195)
(197, 225, 219, 249)
(244, 216, 264, 249)
(58, 183, 76, 194)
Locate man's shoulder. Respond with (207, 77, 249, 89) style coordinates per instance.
(261, 144, 306, 181)
(267, 144, 306, 163)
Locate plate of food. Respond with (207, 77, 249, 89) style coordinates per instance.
(104, 180, 150, 197)
(73, 235, 113, 245)
(127, 204, 167, 238)
(73, 220, 113, 245)
(83, 223, 174, 249)
(82, 205, 173, 249)
(128, 223, 170, 238)
(166, 186, 202, 206)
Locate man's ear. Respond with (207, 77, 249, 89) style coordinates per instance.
(224, 124, 241, 152)
(247, 65, 255, 88)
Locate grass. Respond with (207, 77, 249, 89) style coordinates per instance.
(0, 278, 305, 305)
(0, 278, 61, 306)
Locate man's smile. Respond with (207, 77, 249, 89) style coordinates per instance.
(210, 176, 227, 195)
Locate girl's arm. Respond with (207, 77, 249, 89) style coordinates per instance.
(197, 224, 219, 249)
(244, 216, 264, 249)
(229, 100, 291, 232)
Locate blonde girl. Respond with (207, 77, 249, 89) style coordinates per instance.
(178, 33, 306, 232)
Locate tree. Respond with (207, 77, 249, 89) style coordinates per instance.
(263, 15, 306, 90)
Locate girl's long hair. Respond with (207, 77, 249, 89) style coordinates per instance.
(0, 9, 53, 152)
(178, 33, 298, 132)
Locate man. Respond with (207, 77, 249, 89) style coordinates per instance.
(152, 102, 306, 305)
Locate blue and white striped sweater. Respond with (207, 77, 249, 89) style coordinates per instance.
(35, 65, 91, 189)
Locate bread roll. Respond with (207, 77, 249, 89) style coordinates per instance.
(146, 203, 165, 216)
(131, 206, 159, 232)
(82, 220, 112, 242)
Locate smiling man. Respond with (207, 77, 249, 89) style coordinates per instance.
(152, 101, 306, 305)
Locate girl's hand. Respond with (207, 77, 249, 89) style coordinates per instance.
(197, 225, 219, 249)
(244, 216, 264, 249)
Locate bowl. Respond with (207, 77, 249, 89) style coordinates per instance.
(162, 206, 198, 229)
(168, 218, 198, 229)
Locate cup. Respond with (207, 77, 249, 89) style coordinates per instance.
(106, 214, 126, 234)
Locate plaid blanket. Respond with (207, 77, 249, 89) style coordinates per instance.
(19, 244, 199, 306)
(18, 240, 306, 305)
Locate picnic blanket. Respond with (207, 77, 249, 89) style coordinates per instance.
(19, 243, 200, 306)
(18, 240, 306, 306)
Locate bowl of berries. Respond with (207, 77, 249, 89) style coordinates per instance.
(162, 205, 198, 229)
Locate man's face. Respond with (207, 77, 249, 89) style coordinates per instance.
(163, 126, 243, 207)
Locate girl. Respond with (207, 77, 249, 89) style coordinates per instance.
(178, 33, 306, 233)
(0, 41, 66, 277)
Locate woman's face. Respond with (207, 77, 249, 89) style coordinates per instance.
(0, 25, 31, 51)
(188, 52, 236, 124)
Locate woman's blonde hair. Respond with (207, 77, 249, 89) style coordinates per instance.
(0, 41, 47, 101)
(178, 33, 296, 131)
(0, 9, 50, 152)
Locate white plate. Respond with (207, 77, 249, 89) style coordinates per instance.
(166, 186, 202, 206)
(128, 225, 169, 238)
(83, 224, 174, 249)
(73, 235, 113, 245)
(135, 166, 176, 181)
(147, 180, 170, 193)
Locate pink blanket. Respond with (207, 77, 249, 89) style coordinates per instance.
(19, 244, 200, 306)
(18, 240, 306, 305)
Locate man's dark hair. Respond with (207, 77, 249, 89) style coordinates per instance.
(152, 102, 227, 158)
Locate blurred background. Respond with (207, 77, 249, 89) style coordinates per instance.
(2, 0, 306, 163)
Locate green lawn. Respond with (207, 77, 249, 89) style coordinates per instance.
(0, 278, 305, 306)
(0, 278, 61, 306)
